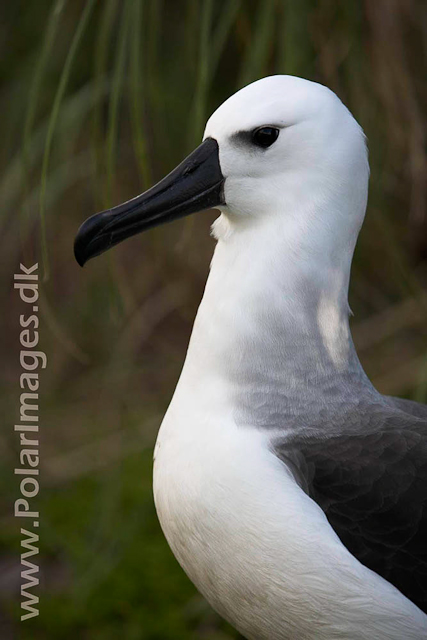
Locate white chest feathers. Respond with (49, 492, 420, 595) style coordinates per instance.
(152, 394, 427, 640)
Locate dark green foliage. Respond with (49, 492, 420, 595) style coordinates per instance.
(1, 1, 426, 637)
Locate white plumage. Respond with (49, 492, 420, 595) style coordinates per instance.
(75, 75, 427, 639)
(153, 77, 427, 639)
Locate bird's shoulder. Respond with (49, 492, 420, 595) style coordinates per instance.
(274, 396, 427, 490)
(273, 398, 427, 611)
(385, 395, 427, 420)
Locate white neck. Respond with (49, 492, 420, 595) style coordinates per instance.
(154, 196, 426, 640)
(180, 192, 373, 429)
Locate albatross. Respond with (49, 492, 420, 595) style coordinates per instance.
(74, 75, 427, 640)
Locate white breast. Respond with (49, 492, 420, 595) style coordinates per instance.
(153, 380, 427, 640)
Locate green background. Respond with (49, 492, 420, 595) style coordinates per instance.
(1, 1, 427, 638)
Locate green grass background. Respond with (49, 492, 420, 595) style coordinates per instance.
(1, 1, 427, 638)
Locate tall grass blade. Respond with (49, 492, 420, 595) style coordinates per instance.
(277, 0, 312, 76)
(129, 0, 151, 189)
(105, 4, 132, 206)
(22, 0, 66, 218)
(189, 0, 214, 148)
(238, 0, 276, 88)
(93, 0, 119, 207)
(39, 0, 96, 281)
(210, 0, 241, 78)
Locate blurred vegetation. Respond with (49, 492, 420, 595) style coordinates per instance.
(1, 1, 426, 638)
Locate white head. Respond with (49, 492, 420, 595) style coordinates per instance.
(75, 75, 371, 382)
(77, 74, 369, 279)
(204, 75, 369, 270)
(196, 76, 371, 376)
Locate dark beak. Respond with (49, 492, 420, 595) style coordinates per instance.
(74, 137, 224, 266)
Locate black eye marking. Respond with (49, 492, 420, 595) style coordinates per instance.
(230, 126, 280, 150)
(252, 126, 279, 148)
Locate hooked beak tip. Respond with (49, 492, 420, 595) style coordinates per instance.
(74, 235, 87, 267)
(74, 211, 113, 266)
(74, 237, 86, 267)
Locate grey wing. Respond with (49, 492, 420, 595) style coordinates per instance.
(386, 395, 427, 420)
(274, 406, 427, 613)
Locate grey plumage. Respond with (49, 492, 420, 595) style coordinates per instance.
(274, 395, 427, 611)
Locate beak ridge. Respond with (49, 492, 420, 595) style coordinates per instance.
(74, 137, 224, 266)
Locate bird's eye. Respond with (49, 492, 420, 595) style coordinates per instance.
(252, 127, 279, 148)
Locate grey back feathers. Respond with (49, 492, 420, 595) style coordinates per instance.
(274, 396, 427, 611)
